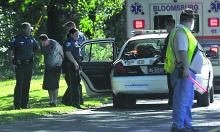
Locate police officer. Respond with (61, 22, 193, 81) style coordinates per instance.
(62, 28, 82, 108)
(164, 9, 200, 132)
(62, 21, 86, 105)
(161, 18, 176, 108)
(10, 22, 39, 109)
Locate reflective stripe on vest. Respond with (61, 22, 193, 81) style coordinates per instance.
(164, 26, 197, 73)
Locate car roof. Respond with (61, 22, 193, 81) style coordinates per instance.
(128, 33, 168, 41)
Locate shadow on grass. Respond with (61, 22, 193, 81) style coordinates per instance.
(0, 97, 51, 110)
(0, 95, 112, 124)
(0, 112, 43, 125)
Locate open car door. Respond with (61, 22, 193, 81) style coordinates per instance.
(80, 38, 116, 96)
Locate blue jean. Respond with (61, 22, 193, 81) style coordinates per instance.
(170, 68, 195, 129)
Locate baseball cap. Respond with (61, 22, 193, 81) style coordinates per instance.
(180, 8, 196, 21)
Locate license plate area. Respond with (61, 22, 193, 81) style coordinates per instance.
(211, 59, 219, 65)
(140, 65, 165, 75)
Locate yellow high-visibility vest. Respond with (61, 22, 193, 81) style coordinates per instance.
(164, 26, 198, 73)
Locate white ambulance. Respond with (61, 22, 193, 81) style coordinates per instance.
(126, 0, 220, 90)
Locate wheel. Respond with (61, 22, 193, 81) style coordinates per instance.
(113, 94, 136, 108)
(210, 86, 214, 103)
(197, 91, 210, 107)
(127, 96, 136, 106)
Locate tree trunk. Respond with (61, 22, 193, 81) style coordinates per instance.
(47, 4, 64, 44)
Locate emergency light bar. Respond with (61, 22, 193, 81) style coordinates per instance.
(208, 18, 219, 27)
(131, 30, 167, 36)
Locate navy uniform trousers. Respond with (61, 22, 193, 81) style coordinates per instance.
(62, 61, 81, 106)
(14, 63, 33, 109)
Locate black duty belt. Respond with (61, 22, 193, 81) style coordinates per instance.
(13, 59, 33, 65)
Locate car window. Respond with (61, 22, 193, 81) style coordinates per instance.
(121, 38, 164, 60)
(82, 42, 113, 62)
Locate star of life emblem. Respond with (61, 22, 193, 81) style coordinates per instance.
(130, 2, 144, 15)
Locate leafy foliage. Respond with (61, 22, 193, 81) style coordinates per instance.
(0, 0, 126, 80)
(91, 44, 113, 61)
(77, 0, 124, 39)
(84, 43, 113, 61)
(0, 7, 16, 79)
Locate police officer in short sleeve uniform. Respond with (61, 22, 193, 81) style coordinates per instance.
(62, 28, 82, 108)
(10, 22, 39, 109)
(62, 21, 86, 105)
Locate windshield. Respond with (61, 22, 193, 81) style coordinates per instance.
(121, 38, 165, 60)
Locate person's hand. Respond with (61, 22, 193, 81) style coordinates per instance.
(182, 67, 189, 78)
(178, 67, 189, 78)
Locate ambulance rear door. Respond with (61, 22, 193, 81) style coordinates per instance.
(175, 2, 203, 36)
(150, 1, 203, 35)
(150, 3, 177, 30)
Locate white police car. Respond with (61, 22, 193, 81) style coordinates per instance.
(79, 31, 214, 108)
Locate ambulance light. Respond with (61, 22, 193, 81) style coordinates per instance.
(210, 47, 219, 53)
(208, 18, 219, 27)
(133, 20, 145, 29)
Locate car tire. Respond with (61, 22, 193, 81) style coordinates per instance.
(127, 96, 136, 106)
(113, 94, 136, 108)
(197, 91, 210, 107)
(210, 86, 214, 103)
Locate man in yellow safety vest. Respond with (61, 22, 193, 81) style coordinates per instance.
(164, 8, 201, 132)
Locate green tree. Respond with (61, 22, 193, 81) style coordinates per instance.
(77, 0, 124, 39)
(0, 0, 126, 79)
(0, 7, 15, 79)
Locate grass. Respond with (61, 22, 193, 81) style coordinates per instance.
(0, 75, 112, 124)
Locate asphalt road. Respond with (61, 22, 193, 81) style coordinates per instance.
(1, 94, 220, 132)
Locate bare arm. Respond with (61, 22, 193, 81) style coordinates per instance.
(179, 50, 189, 77)
(176, 30, 189, 77)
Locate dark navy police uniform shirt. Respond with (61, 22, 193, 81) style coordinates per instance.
(64, 32, 86, 61)
(10, 34, 38, 60)
(64, 37, 81, 61)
